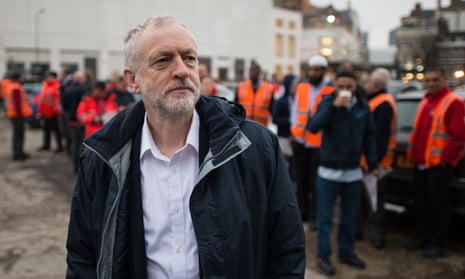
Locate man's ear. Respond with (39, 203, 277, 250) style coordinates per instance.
(123, 67, 140, 94)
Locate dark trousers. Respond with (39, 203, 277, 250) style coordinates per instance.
(41, 115, 63, 149)
(413, 165, 451, 248)
(61, 114, 72, 154)
(317, 176, 361, 257)
(69, 123, 85, 173)
(357, 176, 387, 242)
(10, 117, 25, 158)
(292, 141, 319, 221)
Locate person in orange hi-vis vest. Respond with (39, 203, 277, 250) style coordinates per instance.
(37, 71, 64, 152)
(4, 71, 32, 161)
(0, 71, 13, 111)
(290, 55, 334, 230)
(405, 67, 465, 258)
(236, 61, 274, 127)
(357, 68, 397, 250)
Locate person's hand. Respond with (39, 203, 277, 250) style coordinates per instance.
(93, 115, 102, 124)
(333, 94, 351, 107)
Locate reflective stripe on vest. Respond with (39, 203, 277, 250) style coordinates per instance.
(237, 80, 274, 126)
(407, 92, 462, 168)
(360, 93, 397, 168)
(290, 83, 333, 147)
(4, 82, 32, 118)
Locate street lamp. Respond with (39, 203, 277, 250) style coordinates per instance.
(34, 8, 45, 62)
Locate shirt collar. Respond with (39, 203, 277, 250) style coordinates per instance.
(425, 86, 449, 100)
(140, 109, 200, 160)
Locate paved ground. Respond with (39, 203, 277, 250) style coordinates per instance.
(0, 114, 464, 278)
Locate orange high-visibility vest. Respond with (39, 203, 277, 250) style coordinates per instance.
(4, 81, 32, 118)
(360, 93, 397, 168)
(290, 83, 333, 147)
(407, 91, 463, 168)
(237, 80, 274, 126)
(1, 79, 11, 99)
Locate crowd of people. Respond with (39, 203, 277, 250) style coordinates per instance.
(1, 13, 464, 278)
(230, 54, 465, 276)
(1, 68, 136, 172)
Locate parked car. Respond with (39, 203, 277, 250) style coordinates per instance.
(387, 80, 423, 97)
(384, 88, 465, 215)
(22, 82, 42, 128)
(216, 81, 237, 102)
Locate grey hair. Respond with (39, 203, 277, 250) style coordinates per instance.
(370, 67, 391, 89)
(123, 15, 179, 69)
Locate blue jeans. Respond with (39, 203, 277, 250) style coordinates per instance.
(316, 175, 361, 257)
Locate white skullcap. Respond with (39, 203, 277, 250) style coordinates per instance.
(308, 55, 328, 67)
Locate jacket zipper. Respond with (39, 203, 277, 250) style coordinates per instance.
(83, 142, 122, 279)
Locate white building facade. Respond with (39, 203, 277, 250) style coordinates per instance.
(0, 0, 301, 81)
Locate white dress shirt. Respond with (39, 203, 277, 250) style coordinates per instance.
(140, 111, 200, 279)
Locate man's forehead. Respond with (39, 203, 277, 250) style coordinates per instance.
(140, 22, 197, 47)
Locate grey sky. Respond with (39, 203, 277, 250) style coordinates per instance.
(310, 0, 450, 49)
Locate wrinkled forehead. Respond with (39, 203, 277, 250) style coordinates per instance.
(139, 21, 197, 50)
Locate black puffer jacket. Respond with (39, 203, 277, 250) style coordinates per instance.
(66, 95, 305, 279)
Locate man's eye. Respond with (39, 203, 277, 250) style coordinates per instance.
(155, 58, 169, 64)
(184, 56, 196, 63)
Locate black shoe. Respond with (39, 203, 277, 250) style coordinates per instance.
(338, 254, 366, 270)
(405, 238, 426, 250)
(21, 153, 30, 159)
(38, 146, 50, 151)
(371, 239, 385, 250)
(54, 148, 64, 153)
(317, 257, 335, 276)
(13, 153, 30, 161)
(422, 245, 446, 258)
(355, 232, 364, 241)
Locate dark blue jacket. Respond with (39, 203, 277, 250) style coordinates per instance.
(66, 95, 305, 279)
(307, 92, 378, 171)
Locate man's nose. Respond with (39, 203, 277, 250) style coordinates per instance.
(173, 56, 189, 79)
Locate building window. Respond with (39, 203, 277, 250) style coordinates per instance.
(276, 19, 283, 28)
(287, 65, 294, 74)
(320, 36, 334, 46)
(289, 20, 295, 29)
(320, 48, 333, 57)
(275, 64, 283, 79)
(288, 36, 296, 58)
(275, 34, 283, 57)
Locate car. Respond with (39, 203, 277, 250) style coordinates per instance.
(215, 82, 237, 102)
(22, 82, 42, 128)
(387, 80, 423, 97)
(384, 88, 465, 215)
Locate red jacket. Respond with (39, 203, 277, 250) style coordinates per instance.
(410, 87, 465, 166)
(38, 79, 61, 118)
(77, 94, 118, 137)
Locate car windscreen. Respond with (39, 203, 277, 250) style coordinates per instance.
(396, 100, 419, 132)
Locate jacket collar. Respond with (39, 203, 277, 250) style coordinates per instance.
(84, 95, 247, 163)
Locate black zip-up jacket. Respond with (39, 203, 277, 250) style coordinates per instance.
(307, 92, 378, 171)
(66, 95, 305, 279)
(367, 90, 394, 163)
